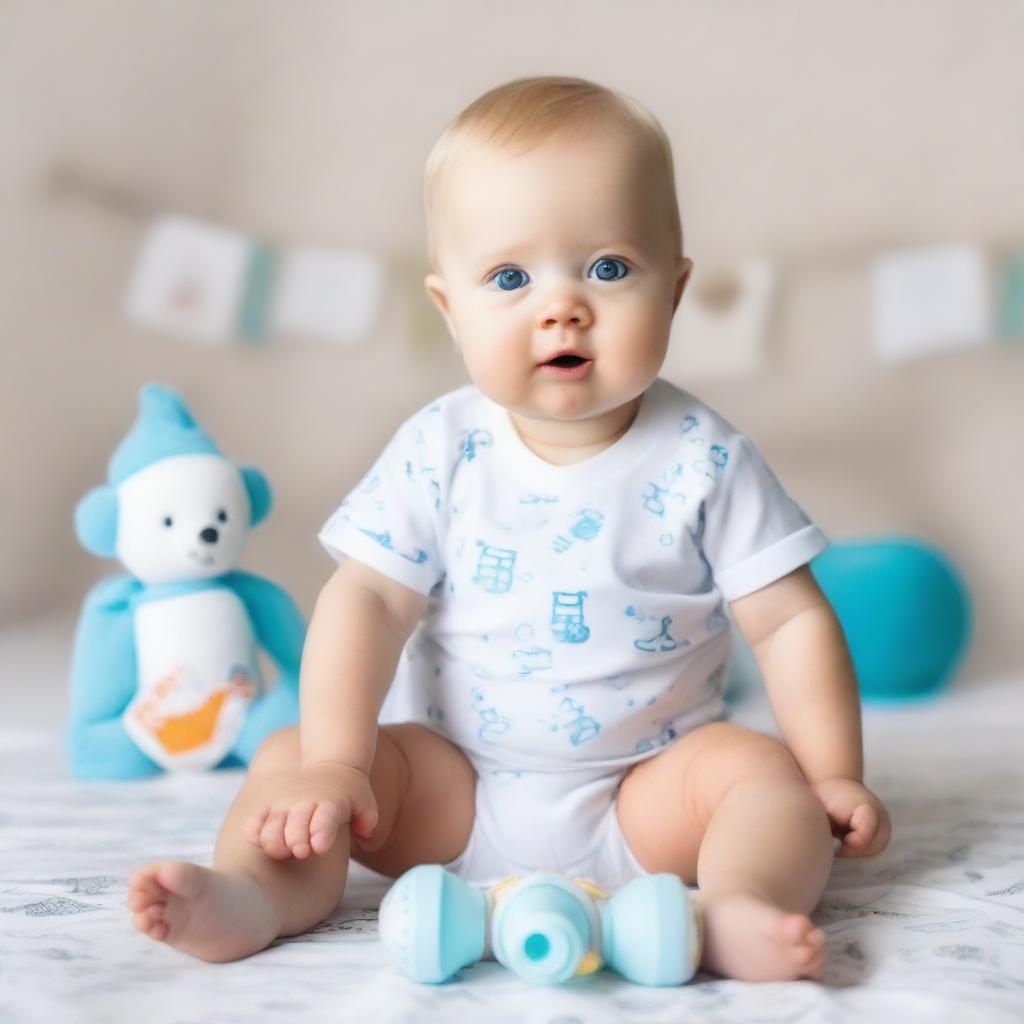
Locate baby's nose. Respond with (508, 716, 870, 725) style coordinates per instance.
(199, 526, 219, 544)
(537, 295, 593, 330)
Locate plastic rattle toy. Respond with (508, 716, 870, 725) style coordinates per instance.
(378, 865, 702, 986)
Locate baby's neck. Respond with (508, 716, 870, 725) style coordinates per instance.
(508, 397, 641, 466)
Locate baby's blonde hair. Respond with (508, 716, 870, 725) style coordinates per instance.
(424, 76, 683, 271)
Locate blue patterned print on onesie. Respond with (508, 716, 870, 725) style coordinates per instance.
(634, 615, 685, 653)
(693, 444, 729, 481)
(456, 427, 494, 467)
(552, 696, 601, 746)
(512, 645, 552, 675)
(470, 687, 510, 741)
(641, 481, 669, 517)
(626, 606, 689, 653)
(602, 674, 631, 690)
(641, 463, 687, 520)
(473, 541, 517, 593)
(551, 591, 590, 643)
(552, 508, 604, 553)
(635, 720, 680, 754)
(357, 527, 430, 566)
(679, 414, 703, 444)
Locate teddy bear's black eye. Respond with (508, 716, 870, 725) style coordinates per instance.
(216, 509, 228, 523)
(162, 516, 173, 528)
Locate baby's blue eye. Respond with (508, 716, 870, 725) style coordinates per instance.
(590, 258, 628, 281)
(494, 268, 529, 291)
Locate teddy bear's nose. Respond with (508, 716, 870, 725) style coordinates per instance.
(199, 527, 219, 544)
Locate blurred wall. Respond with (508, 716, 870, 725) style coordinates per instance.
(2, 0, 1021, 678)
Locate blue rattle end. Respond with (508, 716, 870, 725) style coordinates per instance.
(811, 537, 972, 702)
(377, 864, 486, 983)
(602, 874, 700, 986)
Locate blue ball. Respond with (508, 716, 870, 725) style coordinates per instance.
(810, 537, 972, 703)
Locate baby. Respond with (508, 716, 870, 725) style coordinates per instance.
(127, 76, 891, 982)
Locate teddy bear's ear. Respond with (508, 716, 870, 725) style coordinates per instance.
(240, 466, 273, 527)
(74, 486, 119, 557)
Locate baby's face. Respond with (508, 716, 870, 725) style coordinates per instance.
(425, 130, 690, 430)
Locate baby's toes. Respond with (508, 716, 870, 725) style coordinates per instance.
(154, 861, 206, 901)
(801, 942, 826, 979)
(806, 947, 826, 978)
(780, 915, 826, 975)
(125, 887, 152, 913)
(799, 928, 826, 966)
(132, 901, 169, 940)
(126, 867, 167, 911)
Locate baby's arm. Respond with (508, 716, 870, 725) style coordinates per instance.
(729, 565, 891, 858)
(245, 557, 426, 860)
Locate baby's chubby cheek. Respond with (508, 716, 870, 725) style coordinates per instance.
(459, 330, 533, 401)
(593, 319, 667, 385)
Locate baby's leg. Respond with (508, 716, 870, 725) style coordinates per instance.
(616, 722, 834, 982)
(127, 724, 475, 961)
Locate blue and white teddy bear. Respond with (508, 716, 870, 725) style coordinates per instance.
(68, 384, 303, 779)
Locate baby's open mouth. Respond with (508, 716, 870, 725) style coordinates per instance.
(538, 350, 594, 378)
(544, 354, 590, 368)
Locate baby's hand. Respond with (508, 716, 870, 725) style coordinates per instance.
(244, 762, 378, 860)
(811, 777, 892, 858)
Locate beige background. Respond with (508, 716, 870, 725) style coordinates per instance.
(2, 1, 1021, 679)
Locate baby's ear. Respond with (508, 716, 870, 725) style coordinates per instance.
(424, 273, 458, 347)
(672, 258, 694, 314)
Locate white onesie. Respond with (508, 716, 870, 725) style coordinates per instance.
(320, 376, 828, 888)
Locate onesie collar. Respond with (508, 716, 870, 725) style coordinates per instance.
(480, 378, 666, 487)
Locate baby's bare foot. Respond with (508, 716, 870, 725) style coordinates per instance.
(126, 862, 279, 962)
(698, 893, 826, 982)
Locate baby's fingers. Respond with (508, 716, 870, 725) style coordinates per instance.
(308, 802, 344, 855)
(259, 809, 293, 860)
(244, 805, 271, 847)
(283, 802, 317, 859)
(350, 792, 380, 840)
(859, 801, 892, 856)
(837, 803, 880, 858)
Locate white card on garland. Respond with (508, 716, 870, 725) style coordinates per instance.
(123, 216, 251, 344)
(272, 246, 385, 345)
(872, 244, 991, 361)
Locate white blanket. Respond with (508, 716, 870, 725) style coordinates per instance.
(1, 613, 1022, 1023)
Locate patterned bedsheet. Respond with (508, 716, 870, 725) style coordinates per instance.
(1, 615, 1022, 1023)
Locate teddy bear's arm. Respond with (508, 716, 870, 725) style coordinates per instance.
(226, 571, 306, 677)
(223, 572, 305, 764)
(67, 576, 160, 779)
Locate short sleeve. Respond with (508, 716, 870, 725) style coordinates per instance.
(699, 435, 829, 601)
(318, 412, 445, 597)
